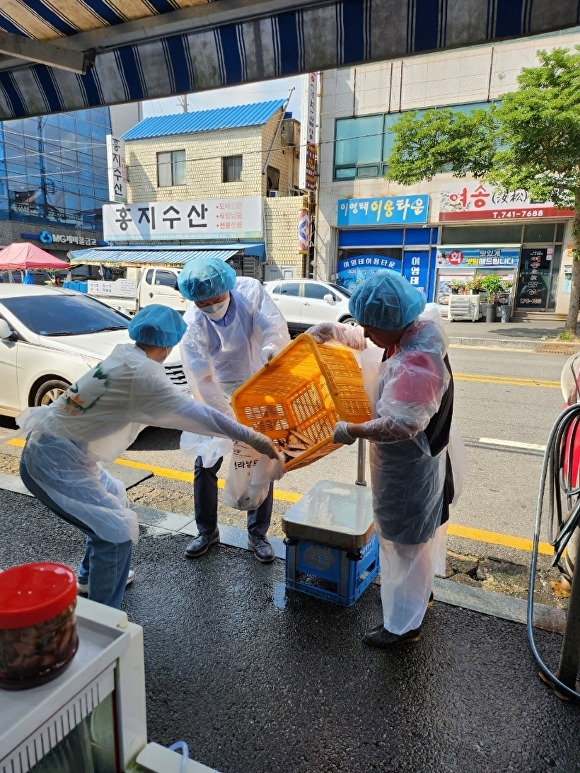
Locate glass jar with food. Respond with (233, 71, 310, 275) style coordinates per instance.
(0, 562, 79, 690)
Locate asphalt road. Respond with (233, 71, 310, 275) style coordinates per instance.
(1, 489, 578, 773)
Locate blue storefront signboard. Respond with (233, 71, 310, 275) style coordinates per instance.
(337, 195, 430, 227)
(403, 252, 430, 294)
(336, 254, 402, 292)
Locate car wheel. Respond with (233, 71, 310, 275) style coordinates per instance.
(341, 316, 358, 326)
(33, 379, 71, 407)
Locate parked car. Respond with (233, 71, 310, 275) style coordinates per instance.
(0, 270, 54, 285)
(263, 279, 357, 333)
(0, 285, 188, 417)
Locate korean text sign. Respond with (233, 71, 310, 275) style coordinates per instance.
(337, 195, 429, 227)
(103, 197, 263, 242)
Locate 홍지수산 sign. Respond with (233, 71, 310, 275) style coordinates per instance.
(103, 197, 263, 241)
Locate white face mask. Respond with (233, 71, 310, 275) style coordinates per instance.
(199, 296, 230, 320)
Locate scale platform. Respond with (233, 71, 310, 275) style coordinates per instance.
(281, 479, 375, 552)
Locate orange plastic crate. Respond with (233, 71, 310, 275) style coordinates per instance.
(231, 333, 371, 471)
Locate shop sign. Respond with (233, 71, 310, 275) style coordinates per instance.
(20, 230, 101, 246)
(403, 252, 429, 294)
(103, 197, 263, 242)
(436, 246, 520, 269)
(106, 135, 127, 204)
(336, 254, 402, 292)
(439, 182, 574, 221)
(337, 195, 429, 227)
(300, 73, 318, 193)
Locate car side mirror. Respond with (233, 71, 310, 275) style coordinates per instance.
(323, 293, 335, 304)
(0, 319, 17, 341)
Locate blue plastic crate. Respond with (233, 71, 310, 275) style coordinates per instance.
(285, 530, 379, 607)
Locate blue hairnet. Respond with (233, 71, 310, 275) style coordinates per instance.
(128, 304, 187, 347)
(177, 257, 236, 302)
(349, 271, 426, 330)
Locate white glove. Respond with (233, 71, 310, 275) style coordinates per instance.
(261, 345, 277, 365)
(332, 421, 356, 446)
(306, 323, 337, 344)
(247, 431, 282, 460)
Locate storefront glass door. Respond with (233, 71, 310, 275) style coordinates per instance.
(516, 247, 555, 310)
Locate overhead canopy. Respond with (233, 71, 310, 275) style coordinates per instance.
(70, 243, 265, 266)
(0, 242, 69, 270)
(0, 1, 578, 120)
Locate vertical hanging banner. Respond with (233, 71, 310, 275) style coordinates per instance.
(106, 135, 127, 203)
(300, 73, 318, 194)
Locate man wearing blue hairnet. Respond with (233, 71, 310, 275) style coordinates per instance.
(178, 258, 290, 563)
(307, 272, 462, 647)
(17, 305, 279, 608)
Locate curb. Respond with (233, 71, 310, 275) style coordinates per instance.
(449, 337, 580, 354)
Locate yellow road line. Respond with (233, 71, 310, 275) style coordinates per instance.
(2, 438, 551, 551)
(455, 373, 560, 389)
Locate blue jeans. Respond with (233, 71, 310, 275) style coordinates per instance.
(20, 458, 133, 609)
(194, 455, 273, 539)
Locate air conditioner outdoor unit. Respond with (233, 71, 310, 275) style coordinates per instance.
(280, 120, 296, 146)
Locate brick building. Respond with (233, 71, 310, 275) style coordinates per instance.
(105, 100, 310, 280)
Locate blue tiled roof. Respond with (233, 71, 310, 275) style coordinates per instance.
(122, 100, 285, 140)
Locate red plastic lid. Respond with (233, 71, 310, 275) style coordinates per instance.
(0, 562, 77, 629)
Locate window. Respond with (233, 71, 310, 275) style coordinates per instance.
(157, 150, 186, 187)
(278, 282, 300, 296)
(304, 283, 333, 300)
(223, 155, 242, 183)
(154, 270, 178, 288)
(334, 102, 497, 180)
(266, 166, 280, 192)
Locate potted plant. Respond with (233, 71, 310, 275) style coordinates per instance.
(480, 274, 504, 322)
(450, 279, 464, 294)
(498, 280, 513, 323)
(466, 275, 483, 294)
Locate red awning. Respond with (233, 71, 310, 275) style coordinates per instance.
(0, 242, 69, 270)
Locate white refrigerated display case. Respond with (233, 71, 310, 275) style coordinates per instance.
(0, 597, 218, 773)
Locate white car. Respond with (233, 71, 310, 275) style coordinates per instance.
(263, 279, 357, 333)
(0, 285, 188, 418)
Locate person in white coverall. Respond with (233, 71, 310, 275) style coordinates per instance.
(307, 272, 456, 647)
(18, 305, 279, 609)
(177, 257, 290, 563)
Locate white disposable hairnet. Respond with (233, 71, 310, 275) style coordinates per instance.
(349, 271, 426, 330)
(178, 257, 237, 302)
(128, 304, 186, 347)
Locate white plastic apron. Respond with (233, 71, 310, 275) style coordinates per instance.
(362, 348, 446, 634)
(205, 295, 263, 397)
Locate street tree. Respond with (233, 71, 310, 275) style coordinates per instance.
(386, 47, 580, 335)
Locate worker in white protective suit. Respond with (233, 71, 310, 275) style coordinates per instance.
(307, 272, 462, 647)
(18, 305, 280, 609)
(177, 258, 290, 563)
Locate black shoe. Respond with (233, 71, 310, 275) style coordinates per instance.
(185, 531, 219, 558)
(247, 535, 275, 563)
(363, 624, 422, 648)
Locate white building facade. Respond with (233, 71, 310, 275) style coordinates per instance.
(315, 28, 580, 316)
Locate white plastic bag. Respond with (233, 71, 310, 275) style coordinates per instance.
(222, 441, 285, 510)
(180, 431, 233, 468)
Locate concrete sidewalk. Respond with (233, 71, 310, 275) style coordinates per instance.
(442, 315, 580, 353)
(1, 480, 579, 773)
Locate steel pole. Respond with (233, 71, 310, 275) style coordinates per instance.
(355, 438, 366, 486)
